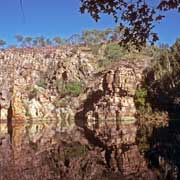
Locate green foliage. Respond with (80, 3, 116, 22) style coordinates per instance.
(82, 30, 105, 44)
(80, 0, 178, 49)
(46, 38, 52, 46)
(34, 36, 47, 47)
(171, 38, 180, 69)
(151, 38, 180, 79)
(62, 81, 84, 97)
(104, 43, 125, 61)
(24, 37, 33, 47)
(7, 25, 150, 48)
(55, 80, 84, 97)
(135, 88, 147, 109)
(88, 44, 102, 55)
(136, 126, 151, 153)
(36, 79, 47, 89)
(53, 37, 62, 45)
(141, 45, 160, 57)
(145, 39, 180, 111)
(67, 34, 82, 45)
(81, 26, 123, 45)
(0, 39, 6, 47)
(98, 58, 111, 68)
(25, 110, 31, 117)
(15, 34, 24, 42)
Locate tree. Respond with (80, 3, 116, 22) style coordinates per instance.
(80, 0, 180, 49)
(159, 43, 169, 49)
(171, 38, 180, 69)
(104, 28, 113, 42)
(82, 30, 104, 44)
(46, 38, 52, 46)
(53, 37, 62, 46)
(0, 39, 6, 48)
(35, 36, 46, 47)
(24, 36, 33, 47)
(15, 34, 25, 47)
(15, 34, 23, 42)
(68, 34, 82, 45)
(32, 39, 38, 47)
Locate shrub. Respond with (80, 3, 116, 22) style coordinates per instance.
(98, 58, 111, 68)
(36, 79, 47, 89)
(134, 88, 147, 110)
(62, 81, 84, 97)
(104, 43, 125, 61)
(88, 44, 102, 55)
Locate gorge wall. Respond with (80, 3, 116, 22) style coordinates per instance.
(74, 61, 156, 178)
(0, 46, 95, 140)
(0, 46, 159, 179)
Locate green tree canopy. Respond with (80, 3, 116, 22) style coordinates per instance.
(24, 37, 33, 47)
(0, 39, 6, 48)
(53, 37, 62, 45)
(15, 34, 24, 43)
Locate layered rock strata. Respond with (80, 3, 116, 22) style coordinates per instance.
(0, 47, 158, 179)
(0, 47, 96, 140)
(75, 62, 156, 178)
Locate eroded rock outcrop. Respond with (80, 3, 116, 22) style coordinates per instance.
(76, 62, 143, 147)
(0, 46, 96, 141)
(75, 61, 156, 178)
(0, 46, 159, 179)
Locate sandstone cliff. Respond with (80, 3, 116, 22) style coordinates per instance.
(0, 47, 96, 138)
(0, 46, 161, 179)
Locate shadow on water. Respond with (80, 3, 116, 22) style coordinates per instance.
(147, 112, 180, 179)
(139, 68, 180, 179)
(75, 89, 107, 148)
(75, 89, 104, 127)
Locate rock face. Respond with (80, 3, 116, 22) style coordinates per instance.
(75, 62, 156, 178)
(0, 46, 158, 179)
(77, 62, 143, 147)
(0, 47, 96, 140)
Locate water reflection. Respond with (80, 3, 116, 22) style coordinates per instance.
(1, 118, 175, 180)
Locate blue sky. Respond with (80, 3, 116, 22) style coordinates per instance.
(0, 0, 180, 46)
